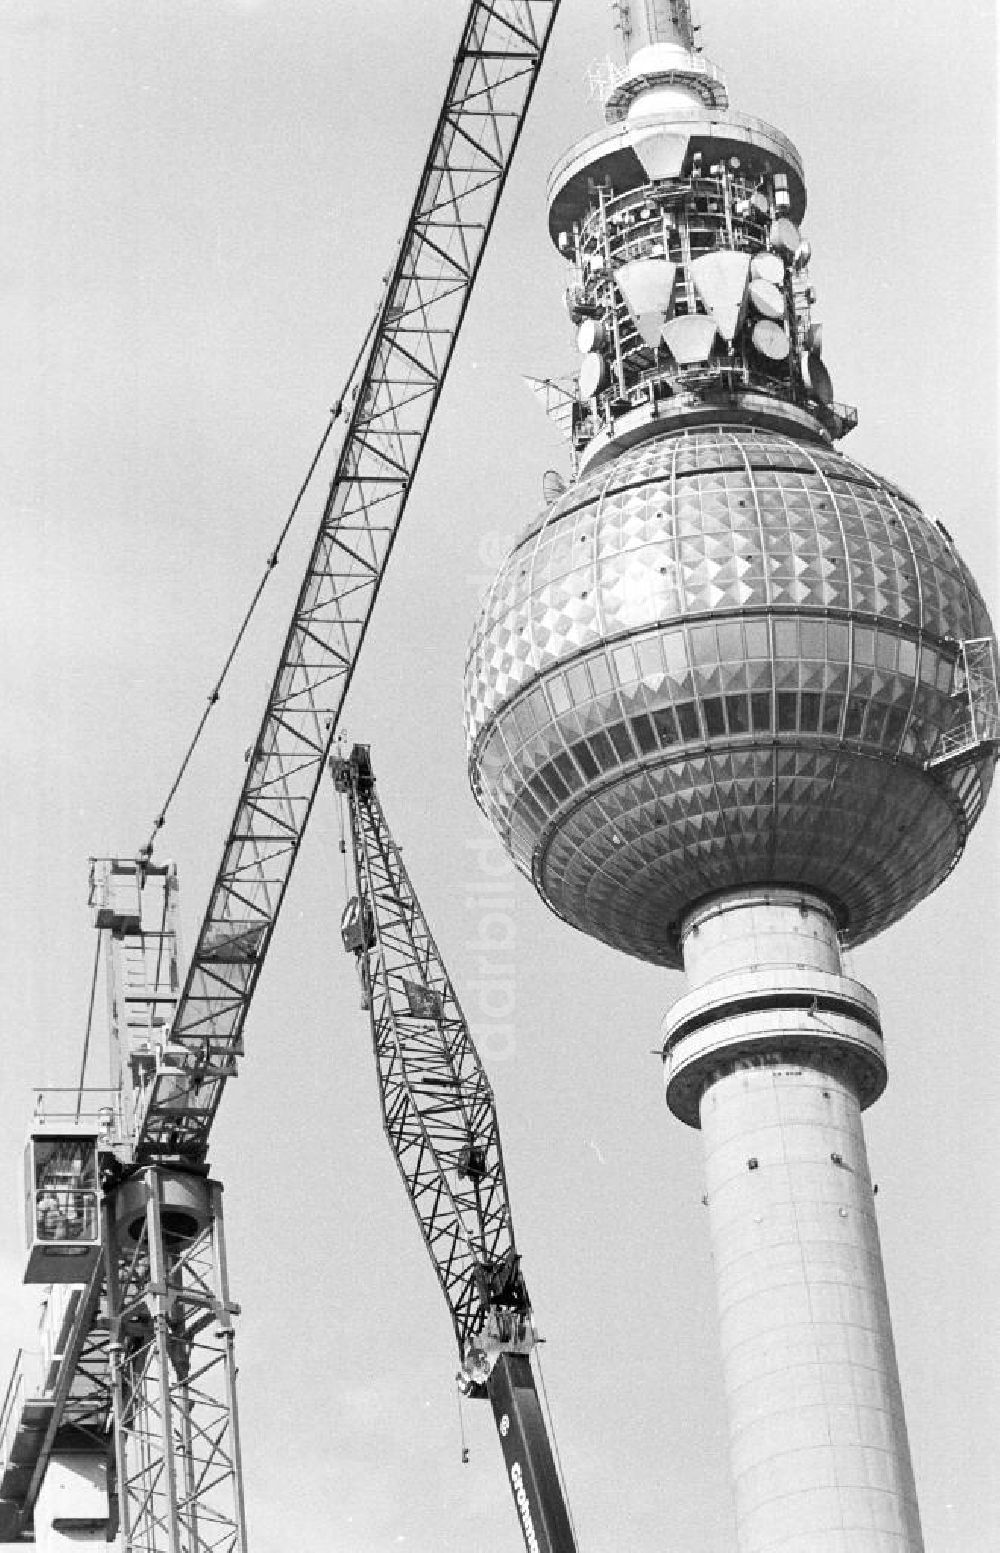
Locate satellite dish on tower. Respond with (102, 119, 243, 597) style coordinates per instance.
(769, 216, 801, 258)
(750, 251, 784, 287)
(577, 318, 607, 354)
(804, 322, 823, 357)
(802, 352, 834, 403)
(579, 351, 609, 399)
(748, 278, 786, 322)
(751, 319, 790, 363)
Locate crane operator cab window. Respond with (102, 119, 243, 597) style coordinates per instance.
(24, 1133, 102, 1285)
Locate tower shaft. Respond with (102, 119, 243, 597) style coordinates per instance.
(466, 3, 998, 1546)
(664, 892, 923, 1551)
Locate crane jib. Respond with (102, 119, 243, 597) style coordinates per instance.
(133, 0, 563, 1162)
(340, 745, 521, 1356)
(339, 744, 577, 1550)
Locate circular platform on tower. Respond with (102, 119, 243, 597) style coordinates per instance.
(465, 427, 996, 967)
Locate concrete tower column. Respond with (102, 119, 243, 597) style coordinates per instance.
(663, 891, 923, 1553)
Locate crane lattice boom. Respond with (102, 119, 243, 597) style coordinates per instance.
(333, 746, 524, 1360)
(335, 745, 579, 1553)
(135, 0, 562, 1164)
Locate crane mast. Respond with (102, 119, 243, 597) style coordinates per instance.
(333, 746, 578, 1553)
(0, 3, 563, 1545)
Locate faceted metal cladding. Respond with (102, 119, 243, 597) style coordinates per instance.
(465, 426, 995, 967)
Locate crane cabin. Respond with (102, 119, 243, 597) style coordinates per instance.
(23, 1131, 101, 1285)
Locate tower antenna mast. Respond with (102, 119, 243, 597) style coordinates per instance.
(616, 0, 698, 57)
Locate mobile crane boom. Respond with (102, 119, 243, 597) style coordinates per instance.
(333, 745, 578, 1553)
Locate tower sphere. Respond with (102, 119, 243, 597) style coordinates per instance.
(464, 428, 995, 967)
(464, 8, 997, 972)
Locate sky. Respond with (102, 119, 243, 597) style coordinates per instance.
(0, 2, 996, 1551)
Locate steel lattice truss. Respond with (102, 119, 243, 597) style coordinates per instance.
(336, 750, 523, 1354)
(106, 1173, 246, 1553)
(136, 0, 563, 1162)
(45, 1295, 114, 1451)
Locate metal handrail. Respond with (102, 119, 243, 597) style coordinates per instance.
(0, 1350, 44, 1472)
(0, 1353, 25, 1463)
(32, 1087, 122, 1132)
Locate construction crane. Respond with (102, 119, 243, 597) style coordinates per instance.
(0, 3, 562, 1545)
(332, 744, 578, 1553)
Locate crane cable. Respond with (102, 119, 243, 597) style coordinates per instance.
(335, 736, 352, 900)
(455, 1381, 470, 1466)
(73, 931, 103, 1123)
(139, 305, 382, 863)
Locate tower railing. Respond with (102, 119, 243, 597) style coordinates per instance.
(927, 638, 1000, 769)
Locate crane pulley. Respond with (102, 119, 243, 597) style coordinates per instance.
(333, 744, 578, 1553)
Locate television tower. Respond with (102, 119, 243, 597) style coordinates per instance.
(464, 4, 998, 1550)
